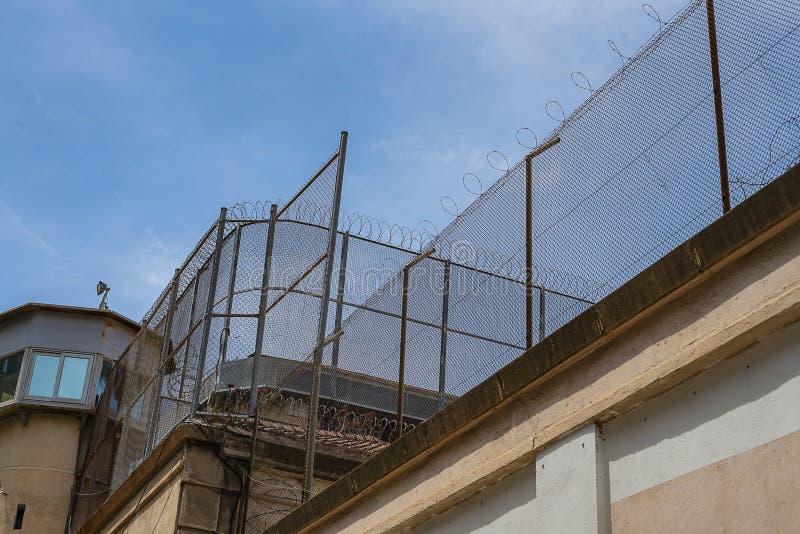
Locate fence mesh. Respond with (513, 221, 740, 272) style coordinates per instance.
(72, 1, 800, 532)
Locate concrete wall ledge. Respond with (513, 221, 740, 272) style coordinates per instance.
(271, 165, 800, 534)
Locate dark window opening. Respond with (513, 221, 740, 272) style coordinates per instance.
(13, 503, 25, 530)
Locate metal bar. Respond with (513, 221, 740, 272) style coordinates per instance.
(706, 0, 731, 213)
(216, 226, 241, 388)
(525, 137, 561, 349)
(178, 278, 201, 401)
(223, 287, 528, 350)
(145, 268, 180, 453)
(303, 131, 348, 501)
(396, 266, 410, 440)
(261, 252, 327, 317)
(330, 231, 350, 399)
(395, 246, 437, 438)
(539, 287, 546, 342)
(438, 260, 451, 409)
(190, 208, 228, 417)
(253, 215, 597, 304)
(240, 204, 278, 532)
(276, 150, 340, 219)
(525, 155, 534, 349)
(405, 246, 436, 270)
(248, 204, 279, 416)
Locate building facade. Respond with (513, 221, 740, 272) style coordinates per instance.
(0, 303, 138, 533)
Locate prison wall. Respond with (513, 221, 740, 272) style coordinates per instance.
(269, 168, 800, 533)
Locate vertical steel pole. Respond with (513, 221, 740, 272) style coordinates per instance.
(524, 137, 560, 349)
(248, 204, 278, 416)
(396, 267, 410, 440)
(146, 268, 180, 453)
(240, 204, 278, 532)
(303, 131, 348, 501)
(438, 260, 451, 409)
(538, 287, 546, 342)
(329, 231, 350, 399)
(217, 226, 241, 387)
(706, 0, 731, 213)
(178, 278, 200, 402)
(525, 155, 534, 349)
(191, 208, 227, 417)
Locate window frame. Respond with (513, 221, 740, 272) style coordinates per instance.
(0, 349, 26, 407)
(24, 350, 94, 404)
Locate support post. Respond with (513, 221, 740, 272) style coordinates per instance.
(303, 131, 348, 501)
(396, 267, 410, 440)
(538, 286, 546, 342)
(706, 0, 731, 213)
(248, 204, 278, 416)
(395, 247, 436, 441)
(525, 155, 534, 349)
(240, 204, 278, 532)
(146, 268, 180, 452)
(216, 226, 242, 388)
(178, 278, 200, 402)
(191, 208, 227, 417)
(438, 260, 451, 409)
(330, 231, 350, 399)
(525, 137, 560, 349)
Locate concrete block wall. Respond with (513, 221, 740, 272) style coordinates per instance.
(417, 318, 800, 533)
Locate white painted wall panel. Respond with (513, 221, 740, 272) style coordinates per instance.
(421, 424, 602, 533)
(605, 319, 800, 502)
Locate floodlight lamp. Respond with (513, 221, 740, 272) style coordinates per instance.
(97, 281, 109, 296)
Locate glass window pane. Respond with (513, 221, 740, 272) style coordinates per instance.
(95, 359, 113, 405)
(29, 354, 60, 398)
(57, 357, 90, 400)
(0, 352, 23, 403)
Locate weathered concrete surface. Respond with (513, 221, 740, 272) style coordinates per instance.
(0, 413, 80, 533)
(102, 458, 183, 534)
(269, 167, 800, 533)
(0, 304, 138, 361)
(611, 430, 800, 533)
(606, 319, 800, 502)
(421, 424, 607, 533)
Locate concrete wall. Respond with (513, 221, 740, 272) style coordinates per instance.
(414, 317, 800, 533)
(0, 413, 81, 533)
(606, 318, 800, 533)
(422, 425, 608, 533)
(90, 440, 243, 534)
(101, 457, 183, 534)
(275, 180, 800, 533)
(0, 309, 135, 361)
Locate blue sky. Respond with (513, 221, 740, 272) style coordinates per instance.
(0, 0, 687, 320)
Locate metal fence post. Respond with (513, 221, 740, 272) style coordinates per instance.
(525, 155, 534, 349)
(146, 268, 180, 452)
(248, 205, 278, 416)
(396, 267, 410, 440)
(330, 231, 350, 399)
(303, 131, 348, 501)
(706, 0, 731, 213)
(190, 207, 227, 417)
(525, 137, 560, 349)
(216, 225, 242, 388)
(240, 204, 278, 530)
(538, 287, 546, 342)
(396, 247, 436, 441)
(438, 260, 451, 409)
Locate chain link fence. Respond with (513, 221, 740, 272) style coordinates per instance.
(71, 1, 800, 531)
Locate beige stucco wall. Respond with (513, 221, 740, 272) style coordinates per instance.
(101, 456, 182, 534)
(299, 202, 800, 532)
(0, 412, 81, 533)
(611, 430, 800, 533)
